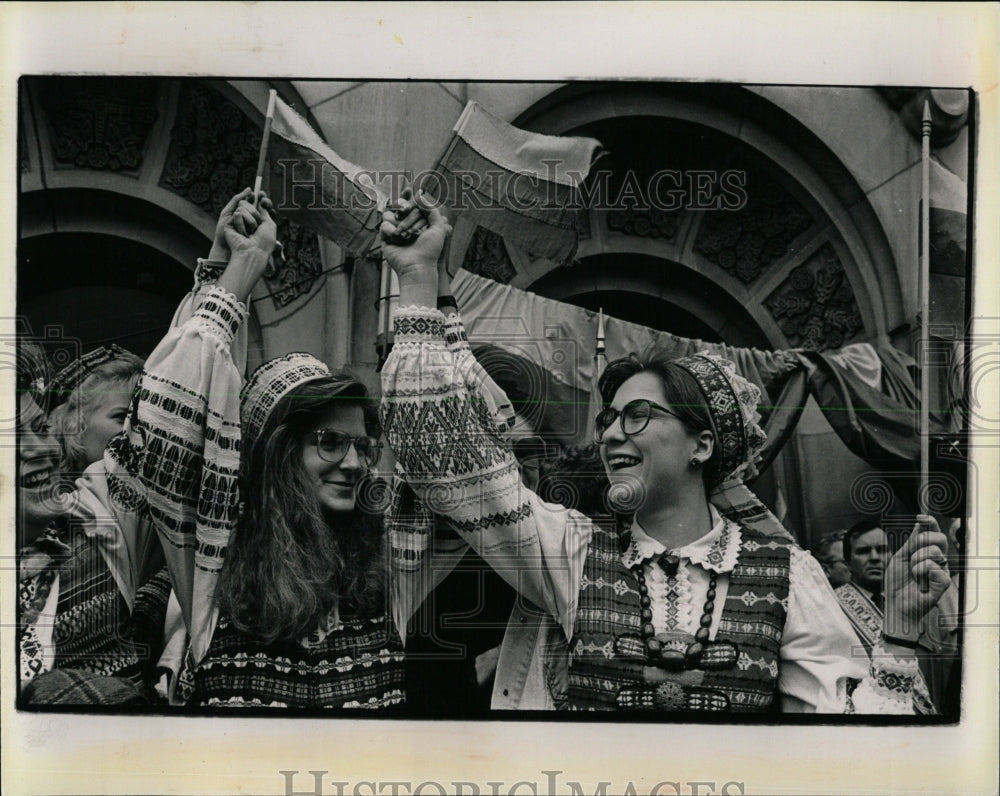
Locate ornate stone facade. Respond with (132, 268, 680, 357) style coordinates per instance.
(606, 207, 681, 241)
(262, 220, 324, 308)
(764, 243, 863, 350)
(694, 167, 813, 284)
(159, 82, 259, 215)
(38, 77, 160, 172)
(159, 82, 323, 309)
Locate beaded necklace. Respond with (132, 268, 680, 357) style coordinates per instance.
(632, 553, 718, 670)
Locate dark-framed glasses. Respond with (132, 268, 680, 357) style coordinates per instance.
(306, 429, 382, 468)
(594, 400, 682, 443)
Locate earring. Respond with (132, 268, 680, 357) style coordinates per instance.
(689, 457, 702, 469)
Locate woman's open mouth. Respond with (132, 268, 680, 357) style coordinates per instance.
(606, 455, 642, 472)
(21, 467, 54, 490)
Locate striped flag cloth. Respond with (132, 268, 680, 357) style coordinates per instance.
(267, 96, 387, 257)
(430, 101, 603, 266)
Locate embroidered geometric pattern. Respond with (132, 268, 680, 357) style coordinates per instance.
(189, 611, 405, 710)
(703, 528, 792, 711)
(672, 354, 767, 486)
(130, 369, 240, 574)
(566, 523, 791, 713)
(240, 351, 331, 447)
(19, 525, 146, 690)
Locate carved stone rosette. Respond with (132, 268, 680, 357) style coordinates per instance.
(764, 243, 863, 350)
(160, 82, 323, 308)
(694, 169, 813, 284)
(39, 77, 160, 172)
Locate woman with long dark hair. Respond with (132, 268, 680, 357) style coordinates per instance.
(120, 195, 404, 709)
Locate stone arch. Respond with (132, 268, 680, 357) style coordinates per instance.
(506, 82, 905, 351)
(18, 77, 316, 360)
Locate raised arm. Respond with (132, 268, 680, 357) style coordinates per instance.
(781, 517, 951, 714)
(105, 193, 275, 659)
(378, 203, 589, 638)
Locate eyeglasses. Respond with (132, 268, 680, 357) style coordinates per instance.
(594, 400, 682, 443)
(305, 429, 382, 468)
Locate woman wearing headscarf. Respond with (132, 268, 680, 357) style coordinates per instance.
(378, 202, 953, 714)
(114, 194, 405, 709)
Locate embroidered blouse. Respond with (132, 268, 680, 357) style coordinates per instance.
(110, 274, 405, 708)
(382, 305, 922, 714)
(14, 260, 228, 688)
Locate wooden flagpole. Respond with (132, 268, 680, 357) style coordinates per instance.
(919, 100, 932, 513)
(253, 89, 278, 206)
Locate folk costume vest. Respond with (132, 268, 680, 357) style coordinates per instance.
(19, 521, 143, 688)
(189, 607, 406, 710)
(565, 520, 792, 713)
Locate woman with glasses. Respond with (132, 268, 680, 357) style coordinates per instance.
(379, 203, 953, 714)
(113, 194, 404, 710)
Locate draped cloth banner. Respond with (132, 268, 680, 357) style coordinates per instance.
(429, 100, 604, 266)
(267, 96, 387, 257)
(450, 269, 954, 477)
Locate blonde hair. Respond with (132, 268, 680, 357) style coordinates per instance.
(48, 354, 144, 474)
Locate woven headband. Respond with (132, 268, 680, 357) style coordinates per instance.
(240, 352, 332, 447)
(672, 353, 766, 488)
(46, 344, 137, 409)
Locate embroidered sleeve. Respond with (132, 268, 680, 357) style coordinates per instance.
(848, 642, 922, 714)
(381, 306, 588, 639)
(780, 548, 922, 714)
(108, 283, 248, 662)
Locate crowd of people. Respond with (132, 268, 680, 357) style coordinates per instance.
(15, 188, 960, 715)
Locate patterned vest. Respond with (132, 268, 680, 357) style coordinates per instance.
(20, 523, 143, 687)
(189, 608, 406, 710)
(565, 521, 792, 713)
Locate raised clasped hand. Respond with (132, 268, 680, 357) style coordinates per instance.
(379, 189, 452, 280)
(223, 190, 278, 260)
(883, 515, 952, 636)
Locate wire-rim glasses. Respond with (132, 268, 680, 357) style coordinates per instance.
(306, 429, 382, 468)
(594, 400, 683, 444)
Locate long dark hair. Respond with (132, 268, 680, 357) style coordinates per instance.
(216, 376, 386, 643)
(598, 348, 719, 488)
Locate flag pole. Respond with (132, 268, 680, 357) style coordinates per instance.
(254, 89, 278, 207)
(375, 260, 399, 371)
(587, 307, 607, 442)
(919, 100, 932, 513)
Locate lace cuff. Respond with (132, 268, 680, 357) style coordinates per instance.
(849, 641, 920, 713)
(194, 286, 248, 348)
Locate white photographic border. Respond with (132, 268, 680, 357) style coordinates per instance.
(1, 4, 997, 795)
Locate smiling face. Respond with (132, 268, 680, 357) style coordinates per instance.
(848, 527, 889, 592)
(18, 392, 64, 538)
(598, 371, 712, 513)
(300, 402, 368, 518)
